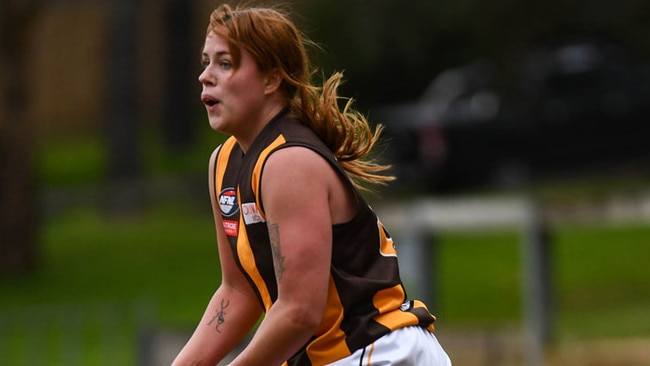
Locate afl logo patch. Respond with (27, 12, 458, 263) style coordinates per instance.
(219, 188, 239, 217)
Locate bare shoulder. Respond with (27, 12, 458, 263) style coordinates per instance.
(263, 146, 356, 224)
(262, 146, 334, 211)
(263, 146, 333, 181)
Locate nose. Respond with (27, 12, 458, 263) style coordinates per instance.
(198, 67, 214, 86)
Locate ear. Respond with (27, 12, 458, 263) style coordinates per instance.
(263, 69, 282, 95)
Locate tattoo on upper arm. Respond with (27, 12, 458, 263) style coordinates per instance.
(268, 222, 286, 282)
(208, 298, 230, 333)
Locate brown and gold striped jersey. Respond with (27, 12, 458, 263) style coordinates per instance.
(212, 109, 436, 366)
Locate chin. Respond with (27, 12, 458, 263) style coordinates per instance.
(209, 123, 224, 133)
(208, 119, 230, 135)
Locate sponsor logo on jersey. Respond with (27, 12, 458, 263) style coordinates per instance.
(242, 202, 265, 225)
(223, 219, 239, 236)
(219, 188, 239, 217)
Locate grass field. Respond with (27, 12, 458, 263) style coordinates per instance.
(434, 224, 650, 339)
(1, 204, 218, 327)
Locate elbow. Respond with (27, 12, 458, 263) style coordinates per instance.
(291, 307, 323, 332)
(296, 309, 324, 331)
(279, 300, 324, 333)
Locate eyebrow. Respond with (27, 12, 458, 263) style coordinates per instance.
(202, 50, 231, 58)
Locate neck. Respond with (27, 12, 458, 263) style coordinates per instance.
(236, 103, 287, 153)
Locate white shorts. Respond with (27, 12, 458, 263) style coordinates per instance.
(326, 326, 452, 365)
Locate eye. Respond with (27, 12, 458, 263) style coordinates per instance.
(219, 60, 232, 69)
(200, 58, 210, 69)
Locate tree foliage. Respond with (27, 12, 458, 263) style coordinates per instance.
(299, 0, 650, 109)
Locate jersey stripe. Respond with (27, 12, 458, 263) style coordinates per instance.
(215, 137, 270, 308)
(371, 285, 419, 330)
(305, 276, 350, 365)
(251, 134, 286, 219)
(215, 138, 237, 195)
(234, 190, 274, 310)
(377, 219, 397, 257)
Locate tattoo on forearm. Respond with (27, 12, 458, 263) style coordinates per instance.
(208, 298, 230, 333)
(268, 222, 286, 282)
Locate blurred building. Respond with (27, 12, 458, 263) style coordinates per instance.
(29, 0, 220, 136)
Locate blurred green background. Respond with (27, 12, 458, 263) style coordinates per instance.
(1, 0, 650, 365)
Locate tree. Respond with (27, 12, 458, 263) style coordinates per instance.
(0, 0, 42, 273)
(104, 0, 143, 215)
(162, 0, 197, 151)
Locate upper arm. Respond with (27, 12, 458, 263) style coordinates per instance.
(260, 147, 337, 311)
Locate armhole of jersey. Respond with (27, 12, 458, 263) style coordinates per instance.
(315, 150, 365, 219)
(211, 137, 238, 206)
(208, 145, 222, 208)
(257, 143, 363, 218)
(250, 135, 286, 219)
(287, 144, 364, 205)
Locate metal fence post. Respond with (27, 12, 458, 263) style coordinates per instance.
(521, 200, 553, 366)
(397, 226, 436, 309)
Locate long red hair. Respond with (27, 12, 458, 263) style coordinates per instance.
(206, 4, 394, 187)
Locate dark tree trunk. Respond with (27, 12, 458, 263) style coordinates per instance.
(0, 1, 41, 274)
(162, 0, 196, 151)
(105, 0, 143, 215)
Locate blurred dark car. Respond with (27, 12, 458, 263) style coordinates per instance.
(377, 38, 650, 194)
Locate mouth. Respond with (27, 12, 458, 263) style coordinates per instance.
(201, 94, 219, 108)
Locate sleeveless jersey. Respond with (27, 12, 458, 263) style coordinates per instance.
(212, 109, 436, 366)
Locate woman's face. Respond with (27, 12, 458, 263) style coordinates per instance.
(199, 32, 268, 140)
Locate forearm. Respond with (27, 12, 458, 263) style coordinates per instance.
(229, 299, 321, 366)
(173, 287, 262, 366)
